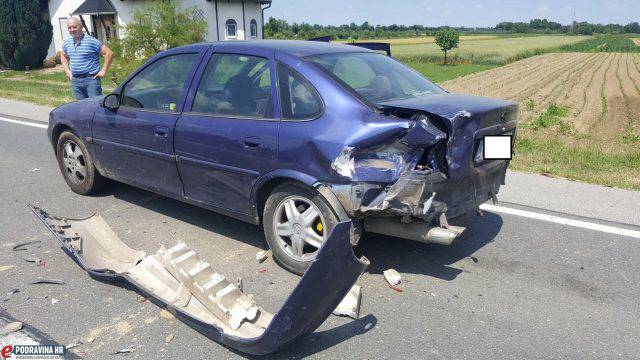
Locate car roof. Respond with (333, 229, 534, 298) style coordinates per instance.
(169, 40, 374, 58)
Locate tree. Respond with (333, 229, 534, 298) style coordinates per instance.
(623, 22, 640, 34)
(434, 28, 459, 65)
(121, 1, 207, 58)
(0, 0, 52, 69)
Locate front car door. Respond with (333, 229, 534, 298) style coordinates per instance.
(92, 50, 204, 196)
(174, 48, 280, 215)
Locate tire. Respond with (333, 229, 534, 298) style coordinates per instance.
(263, 182, 339, 275)
(56, 131, 104, 195)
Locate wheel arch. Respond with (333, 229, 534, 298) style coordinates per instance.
(251, 170, 319, 224)
(51, 123, 74, 155)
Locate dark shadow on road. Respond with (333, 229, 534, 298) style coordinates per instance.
(357, 212, 503, 280)
(98, 182, 267, 250)
(98, 182, 502, 281)
(237, 314, 378, 359)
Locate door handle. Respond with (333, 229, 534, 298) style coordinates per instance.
(154, 126, 169, 138)
(244, 137, 262, 148)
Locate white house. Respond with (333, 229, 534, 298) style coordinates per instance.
(46, 0, 272, 58)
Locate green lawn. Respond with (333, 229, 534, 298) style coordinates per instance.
(405, 62, 497, 83)
(394, 35, 589, 64)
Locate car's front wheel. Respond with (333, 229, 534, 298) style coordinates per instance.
(56, 131, 104, 195)
(263, 182, 339, 275)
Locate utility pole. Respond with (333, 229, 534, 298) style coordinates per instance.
(570, 4, 576, 34)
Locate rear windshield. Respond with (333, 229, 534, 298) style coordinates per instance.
(307, 52, 445, 104)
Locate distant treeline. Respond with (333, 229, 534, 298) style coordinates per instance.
(264, 17, 640, 40)
(496, 19, 640, 35)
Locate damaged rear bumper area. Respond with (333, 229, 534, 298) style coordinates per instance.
(323, 100, 517, 244)
(30, 206, 369, 355)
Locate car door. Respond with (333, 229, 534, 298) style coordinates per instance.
(92, 51, 204, 197)
(174, 48, 280, 215)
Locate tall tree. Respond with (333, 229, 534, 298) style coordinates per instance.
(434, 28, 459, 65)
(0, 0, 52, 69)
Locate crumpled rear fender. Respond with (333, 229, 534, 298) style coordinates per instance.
(30, 206, 369, 356)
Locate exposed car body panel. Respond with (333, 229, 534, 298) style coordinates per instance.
(31, 206, 369, 355)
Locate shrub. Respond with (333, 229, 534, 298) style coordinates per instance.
(0, 0, 52, 69)
(121, 1, 207, 58)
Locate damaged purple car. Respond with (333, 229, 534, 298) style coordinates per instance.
(48, 40, 518, 276)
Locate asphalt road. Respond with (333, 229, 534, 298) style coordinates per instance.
(1, 117, 639, 359)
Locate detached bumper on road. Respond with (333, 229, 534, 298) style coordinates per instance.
(30, 206, 369, 355)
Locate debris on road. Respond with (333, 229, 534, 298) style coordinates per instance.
(113, 347, 136, 355)
(255, 250, 270, 263)
(0, 321, 23, 336)
(51, 298, 59, 305)
(258, 268, 267, 273)
(13, 240, 41, 251)
(383, 269, 401, 286)
(7, 288, 20, 296)
(66, 340, 82, 350)
(30, 168, 40, 172)
(165, 334, 174, 344)
(388, 285, 403, 293)
(27, 279, 65, 286)
(85, 336, 95, 343)
(159, 309, 175, 320)
(32, 206, 369, 356)
(23, 256, 44, 266)
(0, 265, 15, 272)
(332, 285, 362, 319)
(136, 296, 147, 303)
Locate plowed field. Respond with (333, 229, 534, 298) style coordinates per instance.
(442, 52, 640, 147)
(441, 52, 640, 189)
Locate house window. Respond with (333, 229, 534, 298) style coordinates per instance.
(59, 18, 71, 41)
(225, 19, 237, 39)
(250, 19, 258, 38)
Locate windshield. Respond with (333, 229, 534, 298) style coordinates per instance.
(307, 52, 445, 104)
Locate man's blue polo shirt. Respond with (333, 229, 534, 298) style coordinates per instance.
(62, 35, 102, 75)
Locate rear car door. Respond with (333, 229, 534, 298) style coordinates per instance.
(174, 48, 279, 215)
(92, 51, 203, 196)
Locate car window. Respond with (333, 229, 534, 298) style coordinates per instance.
(121, 53, 198, 112)
(277, 62, 323, 120)
(332, 56, 376, 89)
(308, 52, 445, 104)
(192, 53, 274, 118)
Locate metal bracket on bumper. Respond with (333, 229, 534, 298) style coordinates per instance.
(30, 205, 369, 355)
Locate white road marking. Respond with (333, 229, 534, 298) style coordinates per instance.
(0, 116, 48, 129)
(480, 203, 640, 239)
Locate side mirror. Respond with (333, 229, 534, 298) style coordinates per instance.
(103, 93, 120, 111)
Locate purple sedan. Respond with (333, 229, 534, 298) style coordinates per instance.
(48, 40, 518, 275)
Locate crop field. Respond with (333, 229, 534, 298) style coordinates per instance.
(442, 52, 640, 189)
(559, 35, 640, 53)
(393, 35, 589, 64)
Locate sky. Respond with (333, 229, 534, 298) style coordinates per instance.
(266, 0, 639, 27)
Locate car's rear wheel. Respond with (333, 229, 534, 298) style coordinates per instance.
(263, 182, 339, 275)
(56, 131, 104, 195)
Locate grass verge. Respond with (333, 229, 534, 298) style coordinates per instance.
(511, 132, 640, 190)
(405, 62, 497, 83)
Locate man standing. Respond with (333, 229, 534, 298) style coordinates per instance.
(61, 17, 114, 100)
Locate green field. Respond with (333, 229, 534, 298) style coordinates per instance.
(393, 35, 589, 64)
(406, 62, 497, 83)
(559, 34, 640, 52)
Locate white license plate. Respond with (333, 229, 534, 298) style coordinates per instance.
(482, 135, 512, 160)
